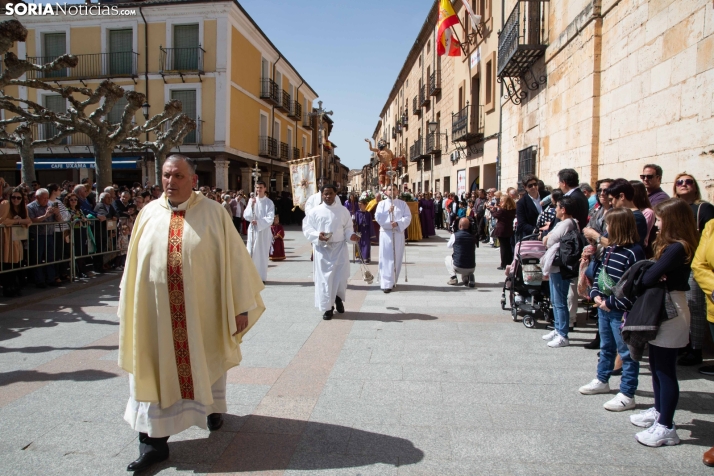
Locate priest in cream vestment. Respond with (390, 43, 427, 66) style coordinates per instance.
(118, 155, 265, 472)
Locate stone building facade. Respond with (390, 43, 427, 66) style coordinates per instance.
(500, 0, 714, 198)
(372, 0, 503, 196)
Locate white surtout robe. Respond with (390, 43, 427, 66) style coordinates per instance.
(244, 195, 275, 281)
(375, 198, 412, 290)
(118, 192, 265, 437)
(303, 201, 355, 312)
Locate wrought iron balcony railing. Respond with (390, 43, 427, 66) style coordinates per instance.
(259, 136, 278, 158)
(497, 0, 548, 79)
(289, 100, 302, 119)
(277, 90, 290, 112)
(279, 141, 289, 160)
(292, 147, 301, 160)
(412, 96, 420, 116)
(402, 114, 408, 128)
(419, 85, 430, 107)
(26, 52, 139, 80)
(159, 46, 205, 76)
(409, 137, 424, 162)
(452, 104, 485, 142)
(260, 78, 280, 105)
(303, 113, 313, 129)
(429, 70, 441, 96)
(425, 131, 441, 154)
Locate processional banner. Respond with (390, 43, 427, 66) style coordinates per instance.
(288, 156, 318, 210)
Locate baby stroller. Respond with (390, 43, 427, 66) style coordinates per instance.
(500, 234, 553, 328)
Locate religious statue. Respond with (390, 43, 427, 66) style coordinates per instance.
(365, 139, 403, 187)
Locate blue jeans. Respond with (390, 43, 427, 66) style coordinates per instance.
(597, 308, 639, 398)
(549, 272, 571, 338)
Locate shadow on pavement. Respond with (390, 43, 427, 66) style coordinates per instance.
(0, 369, 119, 386)
(0, 307, 118, 343)
(677, 419, 714, 447)
(0, 344, 117, 354)
(347, 283, 502, 292)
(336, 312, 437, 323)
(141, 415, 424, 474)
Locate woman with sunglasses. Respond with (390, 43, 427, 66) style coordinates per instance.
(0, 187, 31, 297)
(64, 193, 93, 279)
(672, 173, 714, 367)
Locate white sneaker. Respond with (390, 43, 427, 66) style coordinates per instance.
(603, 392, 635, 412)
(579, 379, 610, 395)
(630, 407, 659, 428)
(635, 423, 680, 447)
(542, 329, 558, 341)
(547, 335, 569, 348)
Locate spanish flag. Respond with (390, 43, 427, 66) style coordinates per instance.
(437, 0, 461, 56)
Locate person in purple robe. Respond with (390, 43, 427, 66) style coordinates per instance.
(344, 194, 359, 217)
(355, 198, 374, 263)
(419, 193, 436, 238)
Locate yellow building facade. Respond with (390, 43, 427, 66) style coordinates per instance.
(1, 0, 318, 192)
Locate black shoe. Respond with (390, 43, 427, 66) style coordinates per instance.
(699, 365, 714, 376)
(496, 266, 506, 270)
(323, 309, 333, 320)
(678, 350, 703, 366)
(383, 289, 391, 294)
(127, 450, 169, 472)
(207, 413, 223, 431)
(584, 337, 601, 350)
(611, 367, 623, 376)
(468, 274, 476, 288)
(335, 296, 345, 314)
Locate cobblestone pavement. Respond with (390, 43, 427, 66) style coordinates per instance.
(1, 226, 713, 475)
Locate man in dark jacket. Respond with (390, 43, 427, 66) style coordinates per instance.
(557, 168, 590, 230)
(445, 218, 476, 287)
(516, 174, 542, 240)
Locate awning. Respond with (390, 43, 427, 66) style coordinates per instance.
(16, 157, 140, 170)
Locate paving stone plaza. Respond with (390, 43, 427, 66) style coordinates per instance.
(1, 227, 713, 475)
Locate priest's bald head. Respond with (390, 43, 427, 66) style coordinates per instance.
(163, 154, 198, 205)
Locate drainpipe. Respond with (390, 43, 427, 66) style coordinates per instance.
(140, 7, 150, 183)
(496, 0, 505, 190)
(270, 53, 283, 189)
(295, 78, 304, 157)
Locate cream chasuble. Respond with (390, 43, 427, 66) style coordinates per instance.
(118, 191, 265, 411)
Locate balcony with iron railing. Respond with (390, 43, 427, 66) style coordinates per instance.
(289, 100, 302, 119)
(303, 113, 313, 129)
(419, 84, 430, 107)
(497, 0, 548, 79)
(159, 46, 205, 77)
(26, 52, 139, 80)
(259, 136, 278, 158)
(412, 96, 420, 116)
(401, 113, 408, 128)
(277, 90, 291, 112)
(260, 78, 280, 105)
(291, 147, 301, 160)
(429, 70, 441, 96)
(452, 104, 485, 142)
(425, 131, 441, 155)
(279, 141, 289, 161)
(409, 137, 425, 162)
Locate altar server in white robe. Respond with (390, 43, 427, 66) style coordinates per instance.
(119, 155, 265, 472)
(375, 184, 412, 293)
(305, 189, 342, 213)
(244, 180, 275, 282)
(303, 185, 359, 319)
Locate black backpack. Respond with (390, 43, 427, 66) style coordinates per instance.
(554, 219, 587, 280)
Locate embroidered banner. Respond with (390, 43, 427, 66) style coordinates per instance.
(167, 211, 194, 400)
(287, 156, 317, 210)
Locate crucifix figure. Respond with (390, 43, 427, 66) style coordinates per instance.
(365, 138, 403, 187)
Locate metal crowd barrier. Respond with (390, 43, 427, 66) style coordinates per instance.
(0, 218, 121, 283)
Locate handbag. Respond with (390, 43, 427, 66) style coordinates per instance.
(597, 248, 617, 297)
(11, 226, 29, 241)
(585, 258, 597, 281)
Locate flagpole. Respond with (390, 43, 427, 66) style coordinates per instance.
(449, 24, 469, 57)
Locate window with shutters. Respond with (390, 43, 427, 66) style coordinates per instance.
(171, 89, 197, 143)
(43, 33, 66, 78)
(107, 94, 129, 125)
(109, 29, 133, 75)
(173, 24, 199, 70)
(518, 146, 537, 182)
(44, 95, 67, 143)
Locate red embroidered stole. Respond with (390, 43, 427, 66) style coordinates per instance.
(167, 211, 194, 400)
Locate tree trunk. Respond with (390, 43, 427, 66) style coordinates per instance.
(18, 140, 35, 184)
(94, 145, 113, 191)
(154, 150, 167, 186)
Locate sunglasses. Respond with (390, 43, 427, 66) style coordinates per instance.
(640, 174, 658, 180)
(598, 189, 608, 194)
(526, 183, 538, 188)
(676, 179, 694, 187)
(11, 196, 22, 200)
(68, 198, 78, 202)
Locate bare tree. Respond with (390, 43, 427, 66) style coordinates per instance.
(0, 122, 75, 184)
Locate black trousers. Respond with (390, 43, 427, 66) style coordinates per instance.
(139, 432, 169, 455)
(499, 238, 514, 267)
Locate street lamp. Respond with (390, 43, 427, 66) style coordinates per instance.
(141, 102, 150, 120)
